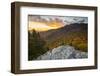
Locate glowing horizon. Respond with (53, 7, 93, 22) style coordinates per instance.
(28, 21, 63, 32)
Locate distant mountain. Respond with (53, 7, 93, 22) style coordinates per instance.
(39, 23, 88, 52)
(39, 23, 87, 42)
(28, 23, 88, 60)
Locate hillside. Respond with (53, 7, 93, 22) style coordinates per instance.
(39, 23, 87, 41)
(39, 23, 88, 52)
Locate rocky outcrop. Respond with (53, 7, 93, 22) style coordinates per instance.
(36, 45, 88, 60)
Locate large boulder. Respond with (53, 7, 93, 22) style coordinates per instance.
(36, 45, 88, 60)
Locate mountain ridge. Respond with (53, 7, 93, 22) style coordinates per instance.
(39, 23, 87, 42)
(39, 23, 88, 52)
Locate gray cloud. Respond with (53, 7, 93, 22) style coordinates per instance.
(28, 15, 88, 26)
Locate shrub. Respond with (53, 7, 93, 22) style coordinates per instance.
(77, 43, 87, 52)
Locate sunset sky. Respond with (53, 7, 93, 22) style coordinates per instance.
(28, 15, 88, 32)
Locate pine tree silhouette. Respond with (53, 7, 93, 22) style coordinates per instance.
(28, 30, 47, 60)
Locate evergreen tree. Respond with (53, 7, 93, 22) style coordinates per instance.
(28, 30, 47, 60)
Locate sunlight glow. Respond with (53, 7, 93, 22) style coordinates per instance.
(28, 21, 63, 32)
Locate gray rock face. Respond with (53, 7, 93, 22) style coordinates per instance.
(36, 45, 88, 60)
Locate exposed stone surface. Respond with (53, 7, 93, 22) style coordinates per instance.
(36, 45, 88, 60)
